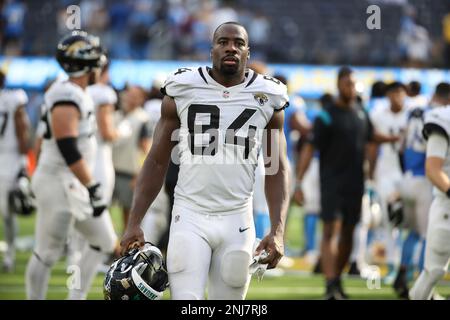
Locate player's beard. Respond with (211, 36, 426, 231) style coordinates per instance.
(220, 61, 240, 76)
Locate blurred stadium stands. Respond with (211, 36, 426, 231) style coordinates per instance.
(1, 0, 449, 67)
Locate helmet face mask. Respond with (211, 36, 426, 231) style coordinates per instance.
(104, 244, 169, 300)
(56, 30, 105, 77)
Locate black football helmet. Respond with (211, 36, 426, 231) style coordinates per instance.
(104, 243, 169, 300)
(56, 30, 106, 77)
(8, 170, 35, 216)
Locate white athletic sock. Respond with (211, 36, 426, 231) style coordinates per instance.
(67, 246, 106, 300)
(410, 270, 439, 300)
(26, 253, 51, 300)
(3, 212, 17, 263)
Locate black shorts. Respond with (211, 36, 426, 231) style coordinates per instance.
(320, 191, 363, 226)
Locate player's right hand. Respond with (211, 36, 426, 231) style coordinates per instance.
(256, 233, 284, 269)
(293, 187, 304, 206)
(120, 225, 145, 256)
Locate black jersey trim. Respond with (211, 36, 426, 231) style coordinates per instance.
(274, 102, 290, 112)
(198, 67, 208, 84)
(51, 101, 80, 113)
(245, 71, 258, 88)
(160, 86, 174, 99)
(423, 123, 449, 142)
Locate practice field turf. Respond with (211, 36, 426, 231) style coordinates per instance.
(1, 206, 450, 300)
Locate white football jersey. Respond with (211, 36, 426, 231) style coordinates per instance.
(87, 83, 117, 143)
(87, 83, 117, 109)
(144, 98, 163, 137)
(423, 105, 450, 197)
(0, 89, 28, 177)
(163, 66, 289, 215)
(370, 105, 407, 176)
(37, 81, 97, 173)
(405, 94, 429, 110)
(87, 83, 118, 202)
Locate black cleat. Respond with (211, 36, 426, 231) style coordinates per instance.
(324, 291, 339, 300)
(313, 258, 322, 274)
(324, 277, 348, 300)
(336, 280, 350, 300)
(324, 287, 347, 300)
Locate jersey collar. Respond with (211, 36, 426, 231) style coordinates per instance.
(203, 66, 255, 90)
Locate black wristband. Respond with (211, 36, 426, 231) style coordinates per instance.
(56, 137, 82, 166)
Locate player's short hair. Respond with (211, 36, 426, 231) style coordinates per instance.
(273, 74, 287, 86)
(434, 82, 450, 99)
(212, 21, 247, 41)
(370, 81, 387, 98)
(408, 80, 421, 96)
(337, 66, 353, 82)
(386, 81, 407, 93)
(319, 93, 334, 108)
(0, 70, 5, 89)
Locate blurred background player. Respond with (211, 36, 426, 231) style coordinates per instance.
(367, 81, 388, 113)
(394, 82, 450, 298)
(294, 93, 326, 266)
(143, 74, 167, 132)
(112, 85, 152, 231)
(25, 31, 117, 300)
(367, 82, 408, 284)
(405, 81, 428, 110)
(0, 67, 30, 272)
(66, 56, 125, 269)
(409, 91, 450, 300)
(296, 67, 398, 299)
(89, 57, 121, 215)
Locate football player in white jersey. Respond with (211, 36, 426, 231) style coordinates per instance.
(87, 59, 119, 207)
(368, 82, 408, 283)
(392, 83, 450, 298)
(25, 31, 117, 300)
(66, 58, 122, 269)
(409, 85, 450, 300)
(120, 22, 290, 300)
(0, 69, 30, 272)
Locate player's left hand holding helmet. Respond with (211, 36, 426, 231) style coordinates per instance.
(104, 243, 169, 300)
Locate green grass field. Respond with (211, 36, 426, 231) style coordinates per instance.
(1, 205, 449, 300)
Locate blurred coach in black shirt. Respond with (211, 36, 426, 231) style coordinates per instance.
(295, 67, 398, 299)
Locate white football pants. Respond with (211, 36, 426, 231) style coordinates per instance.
(410, 196, 450, 300)
(167, 204, 256, 300)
